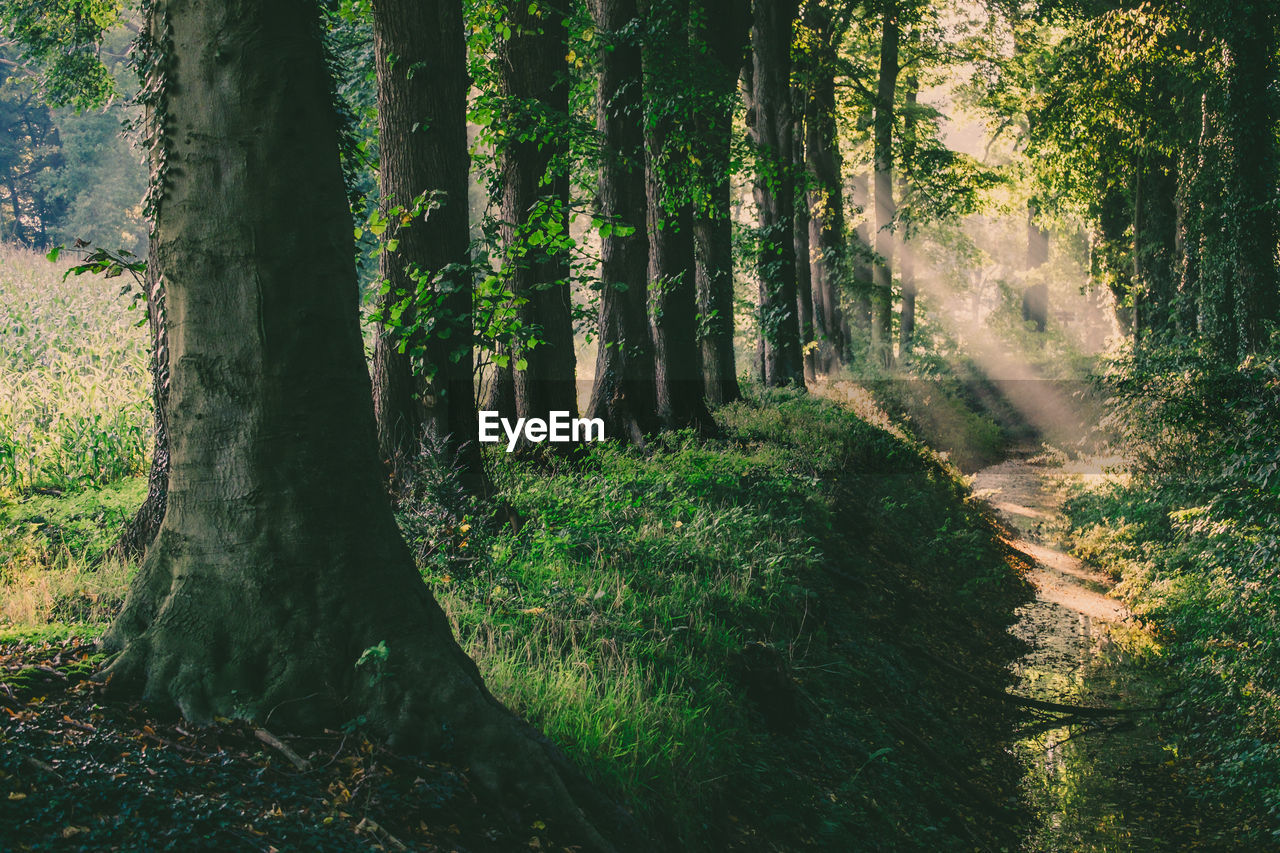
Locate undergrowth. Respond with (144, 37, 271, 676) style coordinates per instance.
(399, 386, 1029, 849)
(1061, 343, 1280, 847)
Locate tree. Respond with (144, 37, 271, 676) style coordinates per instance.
(799, 0, 848, 371)
(745, 0, 805, 387)
(870, 0, 899, 368)
(100, 1, 627, 845)
(487, 0, 579, 425)
(643, 0, 716, 430)
(690, 0, 748, 406)
(585, 0, 658, 444)
(1218, 0, 1279, 354)
(0, 58, 64, 248)
(369, 0, 480, 492)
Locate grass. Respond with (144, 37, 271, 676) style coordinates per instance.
(399, 388, 1029, 848)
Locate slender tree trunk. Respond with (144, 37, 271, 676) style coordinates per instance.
(644, 0, 715, 431)
(850, 167, 874, 343)
(496, 0, 578, 423)
(793, 83, 817, 383)
(99, 3, 631, 846)
(871, 0, 898, 369)
(1132, 153, 1178, 343)
(746, 0, 804, 386)
(1095, 163, 1136, 338)
(693, 104, 742, 405)
(1175, 94, 1210, 336)
(898, 59, 918, 359)
(691, 0, 747, 405)
(586, 0, 658, 443)
(370, 0, 480, 492)
(804, 21, 847, 370)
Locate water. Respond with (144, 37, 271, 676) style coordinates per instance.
(974, 449, 1225, 852)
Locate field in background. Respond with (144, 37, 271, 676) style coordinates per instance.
(0, 245, 150, 497)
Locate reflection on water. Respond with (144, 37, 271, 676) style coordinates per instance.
(975, 451, 1224, 852)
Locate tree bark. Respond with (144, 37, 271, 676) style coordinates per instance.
(495, 0, 578, 424)
(1132, 153, 1178, 343)
(850, 166, 874, 343)
(691, 0, 747, 406)
(871, 0, 899, 370)
(803, 4, 847, 371)
(99, 3, 629, 846)
(792, 82, 817, 383)
(898, 57, 918, 359)
(586, 0, 658, 443)
(370, 0, 480, 492)
(644, 0, 715, 431)
(1223, 2, 1279, 355)
(746, 0, 804, 387)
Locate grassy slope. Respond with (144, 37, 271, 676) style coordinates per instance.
(403, 388, 1030, 849)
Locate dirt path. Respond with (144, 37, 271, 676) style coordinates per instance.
(973, 447, 1215, 852)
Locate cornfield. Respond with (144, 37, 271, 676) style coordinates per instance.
(0, 245, 150, 496)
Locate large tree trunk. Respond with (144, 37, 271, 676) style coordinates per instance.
(644, 0, 715, 431)
(370, 0, 480, 493)
(99, 3, 628, 846)
(495, 0, 578, 424)
(871, 1, 898, 370)
(746, 0, 804, 387)
(691, 0, 748, 406)
(803, 6, 847, 371)
(586, 0, 658, 444)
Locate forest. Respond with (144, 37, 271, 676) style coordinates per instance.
(0, 0, 1277, 850)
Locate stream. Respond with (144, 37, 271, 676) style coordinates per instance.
(973, 448, 1224, 852)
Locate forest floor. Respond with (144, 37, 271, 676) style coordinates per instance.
(973, 447, 1229, 852)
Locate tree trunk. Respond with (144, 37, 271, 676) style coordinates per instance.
(792, 83, 817, 383)
(691, 0, 747, 406)
(644, 0, 715, 431)
(1132, 153, 1178, 343)
(496, 0, 578, 424)
(746, 0, 804, 387)
(871, 0, 898, 370)
(803, 11, 847, 370)
(1223, 3, 1279, 356)
(850, 166, 874, 344)
(586, 0, 658, 444)
(99, 3, 629, 847)
(1096, 168, 1135, 337)
(370, 0, 480, 492)
(898, 59, 918, 359)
